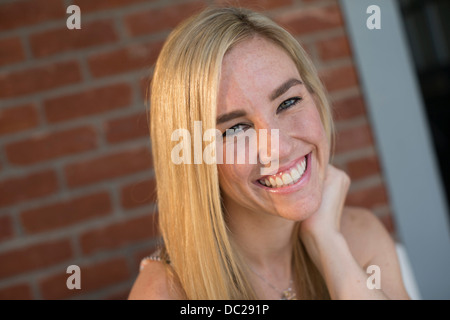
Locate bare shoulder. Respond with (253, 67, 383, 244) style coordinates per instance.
(340, 206, 391, 266)
(340, 206, 410, 299)
(128, 260, 182, 300)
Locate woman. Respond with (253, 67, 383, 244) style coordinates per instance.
(129, 7, 410, 300)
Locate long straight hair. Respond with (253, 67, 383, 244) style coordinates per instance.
(149, 7, 333, 299)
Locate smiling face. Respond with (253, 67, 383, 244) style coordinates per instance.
(216, 36, 330, 222)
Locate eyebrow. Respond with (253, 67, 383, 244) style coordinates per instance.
(216, 78, 303, 125)
(269, 78, 303, 101)
(216, 110, 247, 125)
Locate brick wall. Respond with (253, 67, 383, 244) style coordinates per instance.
(0, 0, 395, 300)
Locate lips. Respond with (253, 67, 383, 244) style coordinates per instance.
(257, 154, 308, 188)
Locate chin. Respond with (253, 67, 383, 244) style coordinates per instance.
(273, 196, 322, 222)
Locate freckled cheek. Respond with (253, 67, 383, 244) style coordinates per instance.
(289, 108, 328, 147)
(218, 162, 254, 195)
(301, 111, 330, 185)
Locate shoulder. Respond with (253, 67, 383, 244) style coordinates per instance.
(340, 206, 411, 299)
(340, 206, 390, 266)
(340, 206, 386, 240)
(128, 258, 183, 300)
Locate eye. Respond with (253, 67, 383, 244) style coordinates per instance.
(276, 97, 302, 114)
(222, 123, 251, 137)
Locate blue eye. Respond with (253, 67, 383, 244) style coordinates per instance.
(277, 97, 302, 114)
(223, 123, 250, 137)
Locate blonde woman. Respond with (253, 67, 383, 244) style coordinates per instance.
(129, 7, 410, 300)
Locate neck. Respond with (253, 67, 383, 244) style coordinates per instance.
(225, 201, 296, 275)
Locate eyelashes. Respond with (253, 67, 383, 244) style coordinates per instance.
(276, 97, 302, 114)
(222, 123, 251, 137)
(222, 97, 302, 137)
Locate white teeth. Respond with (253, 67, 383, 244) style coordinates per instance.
(259, 156, 308, 188)
(275, 177, 283, 187)
(269, 177, 277, 187)
(291, 167, 300, 181)
(282, 172, 293, 185)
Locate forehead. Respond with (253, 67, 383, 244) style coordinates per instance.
(222, 36, 299, 75)
(219, 36, 301, 102)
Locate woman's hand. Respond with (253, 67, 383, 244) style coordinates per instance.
(300, 164, 350, 237)
(299, 164, 350, 271)
(299, 165, 396, 300)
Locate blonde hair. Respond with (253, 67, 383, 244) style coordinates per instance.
(149, 7, 333, 299)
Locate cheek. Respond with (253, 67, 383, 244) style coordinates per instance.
(216, 135, 257, 188)
(218, 162, 250, 192)
(287, 104, 330, 186)
(306, 110, 330, 178)
(217, 163, 233, 187)
(305, 106, 326, 134)
(218, 161, 261, 212)
(288, 105, 329, 151)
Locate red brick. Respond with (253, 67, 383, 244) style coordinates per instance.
(346, 184, 389, 209)
(273, 4, 343, 36)
(125, 1, 205, 36)
(30, 20, 118, 58)
(20, 192, 112, 234)
(139, 75, 152, 99)
(80, 214, 158, 255)
(320, 64, 359, 92)
(104, 288, 132, 300)
(73, 0, 150, 13)
(5, 126, 97, 165)
(0, 37, 25, 67)
(316, 35, 351, 61)
(0, 215, 14, 242)
(87, 41, 164, 78)
(214, 0, 293, 11)
(120, 178, 156, 209)
(105, 112, 149, 144)
(0, 283, 33, 300)
(0, 61, 82, 99)
(335, 123, 374, 154)
(44, 83, 132, 123)
(332, 94, 367, 122)
(0, 104, 39, 135)
(39, 257, 130, 300)
(0, 170, 59, 208)
(64, 147, 153, 188)
(0, 0, 65, 32)
(0, 239, 73, 279)
(347, 155, 381, 181)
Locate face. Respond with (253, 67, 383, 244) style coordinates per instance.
(216, 36, 330, 222)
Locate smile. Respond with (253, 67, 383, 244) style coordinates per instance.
(257, 153, 310, 189)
